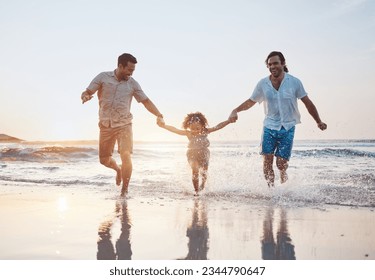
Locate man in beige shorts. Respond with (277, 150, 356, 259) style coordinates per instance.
(81, 53, 164, 196)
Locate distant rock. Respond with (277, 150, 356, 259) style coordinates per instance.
(0, 134, 23, 142)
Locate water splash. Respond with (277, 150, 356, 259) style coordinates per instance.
(1, 141, 374, 207)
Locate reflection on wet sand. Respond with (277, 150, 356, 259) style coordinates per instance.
(97, 200, 132, 260)
(183, 198, 209, 260)
(261, 207, 295, 260)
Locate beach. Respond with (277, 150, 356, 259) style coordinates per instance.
(0, 184, 374, 260)
(1, 140, 375, 260)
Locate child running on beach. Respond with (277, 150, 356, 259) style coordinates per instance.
(157, 112, 234, 195)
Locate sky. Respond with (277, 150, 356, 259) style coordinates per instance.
(1, 0, 374, 142)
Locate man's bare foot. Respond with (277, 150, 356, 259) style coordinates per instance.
(116, 165, 122, 186)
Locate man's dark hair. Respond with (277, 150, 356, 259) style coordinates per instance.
(265, 51, 289, 73)
(118, 53, 137, 67)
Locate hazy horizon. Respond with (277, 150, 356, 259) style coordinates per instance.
(1, 132, 374, 145)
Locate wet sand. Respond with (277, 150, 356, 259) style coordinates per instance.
(0, 185, 374, 260)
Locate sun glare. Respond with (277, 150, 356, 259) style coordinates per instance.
(57, 196, 68, 212)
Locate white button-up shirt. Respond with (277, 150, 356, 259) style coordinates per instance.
(87, 71, 148, 128)
(250, 73, 307, 131)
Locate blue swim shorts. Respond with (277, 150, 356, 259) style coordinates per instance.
(260, 126, 295, 160)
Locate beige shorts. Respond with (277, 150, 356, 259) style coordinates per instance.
(99, 123, 133, 158)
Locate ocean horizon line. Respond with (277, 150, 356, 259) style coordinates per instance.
(2, 133, 375, 145)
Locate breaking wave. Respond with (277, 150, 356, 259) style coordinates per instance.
(0, 146, 97, 162)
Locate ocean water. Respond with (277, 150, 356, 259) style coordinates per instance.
(1, 139, 375, 208)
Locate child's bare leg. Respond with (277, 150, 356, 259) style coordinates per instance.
(192, 169, 199, 194)
(189, 161, 200, 194)
(200, 166, 208, 191)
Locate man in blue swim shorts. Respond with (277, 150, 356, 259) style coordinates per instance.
(229, 51, 327, 187)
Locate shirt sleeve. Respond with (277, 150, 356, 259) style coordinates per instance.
(250, 80, 265, 103)
(295, 78, 308, 99)
(86, 72, 104, 94)
(132, 79, 148, 103)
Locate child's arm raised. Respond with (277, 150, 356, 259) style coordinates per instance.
(157, 121, 188, 136)
(207, 119, 234, 133)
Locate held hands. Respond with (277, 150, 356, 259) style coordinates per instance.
(228, 117, 236, 124)
(81, 91, 93, 104)
(317, 122, 327, 131)
(157, 116, 165, 127)
(228, 110, 238, 123)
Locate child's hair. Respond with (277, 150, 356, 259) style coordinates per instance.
(182, 112, 208, 130)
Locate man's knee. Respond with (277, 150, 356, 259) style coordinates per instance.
(99, 156, 111, 166)
(120, 151, 132, 163)
(263, 155, 274, 168)
(276, 157, 288, 170)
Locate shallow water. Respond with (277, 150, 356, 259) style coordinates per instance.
(1, 140, 375, 260)
(1, 140, 375, 208)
